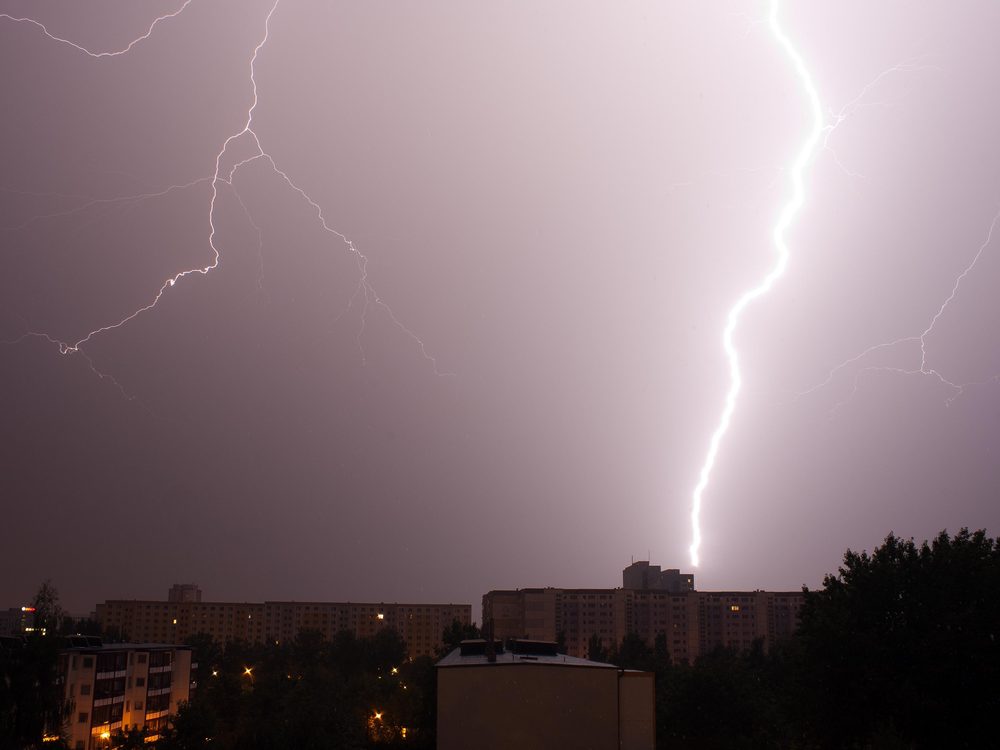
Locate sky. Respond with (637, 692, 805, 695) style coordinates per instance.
(1, 1, 999, 617)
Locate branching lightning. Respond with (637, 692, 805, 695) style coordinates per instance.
(1, 0, 449, 387)
(688, 0, 824, 568)
(799, 205, 1000, 410)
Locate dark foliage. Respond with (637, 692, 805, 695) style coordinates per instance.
(0, 635, 70, 748)
(605, 529, 999, 749)
(794, 528, 1000, 749)
(438, 619, 481, 657)
(159, 627, 434, 750)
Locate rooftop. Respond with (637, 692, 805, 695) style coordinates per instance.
(438, 640, 619, 670)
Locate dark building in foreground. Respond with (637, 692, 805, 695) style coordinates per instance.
(96, 587, 471, 659)
(437, 639, 654, 750)
(483, 562, 804, 661)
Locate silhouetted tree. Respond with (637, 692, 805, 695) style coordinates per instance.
(611, 632, 655, 672)
(0, 636, 70, 748)
(164, 628, 432, 750)
(439, 619, 480, 656)
(31, 580, 66, 635)
(586, 633, 608, 663)
(111, 725, 151, 748)
(796, 528, 1000, 749)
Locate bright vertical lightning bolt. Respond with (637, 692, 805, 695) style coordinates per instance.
(1, 0, 449, 382)
(688, 0, 824, 568)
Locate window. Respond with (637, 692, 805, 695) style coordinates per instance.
(76, 742, 85, 750)
(80, 684, 91, 696)
(138, 654, 147, 664)
(82, 657, 93, 669)
(136, 677, 145, 687)
(78, 712, 88, 723)
(134, 702, 143, 711)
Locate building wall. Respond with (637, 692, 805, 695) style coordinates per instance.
(483, 588, 804, 662)
(96, 600, 471, 659)
(618, 672, 655, 750)
(438, 664, 653, 750)
(62, 645, 191, 750)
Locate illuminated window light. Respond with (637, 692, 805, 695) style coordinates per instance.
(377, 613, 385, 620)
(730, 605, 740, 612)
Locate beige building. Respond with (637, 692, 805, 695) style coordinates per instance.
(437, 639, 654, 750)
(96, 589, 471, 659)
(483, 562, 803, 661)
(59, 638, 192, 750)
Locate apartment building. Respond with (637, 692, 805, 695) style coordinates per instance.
(59, 638, 192, 750)
(96, 588, 471, 659)
(483, 562, 804, 661)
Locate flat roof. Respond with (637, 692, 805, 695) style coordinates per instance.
(62, 642, 190, 652)
(437, 647, 619, 670)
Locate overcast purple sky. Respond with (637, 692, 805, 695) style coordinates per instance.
(2, 1, 998, 616)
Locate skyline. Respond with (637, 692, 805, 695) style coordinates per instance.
(2, 1, 999, 615)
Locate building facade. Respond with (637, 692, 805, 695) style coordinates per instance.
(59, 640, 192, 750)
(483, 562, 803, 661)
(96, 591, 471, 659)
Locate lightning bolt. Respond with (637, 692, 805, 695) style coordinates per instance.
(0, 1, 194, 58)
(688, 0, 824, 568)
(1, 0, 449, 388)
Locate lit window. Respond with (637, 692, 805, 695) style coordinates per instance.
(730, 605, 740, 612)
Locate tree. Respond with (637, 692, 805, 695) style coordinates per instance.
(32, 580, 67, 635)
(610, 632, 654, 672)
(796, 528, 1000, 749)
(0, 636, 71, 747)
(586, 633, 607, 663)
(439, 619, 480, 656)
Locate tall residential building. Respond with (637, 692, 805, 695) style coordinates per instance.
(483, 563, 803, 662)
(96, 597, 471, 659)
(167, 584, 202, 603)
(622, 561, 695, 593)
(59, 639, 192, 750)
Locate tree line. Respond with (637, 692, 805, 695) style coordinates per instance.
(597, 528, 1000, 748)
